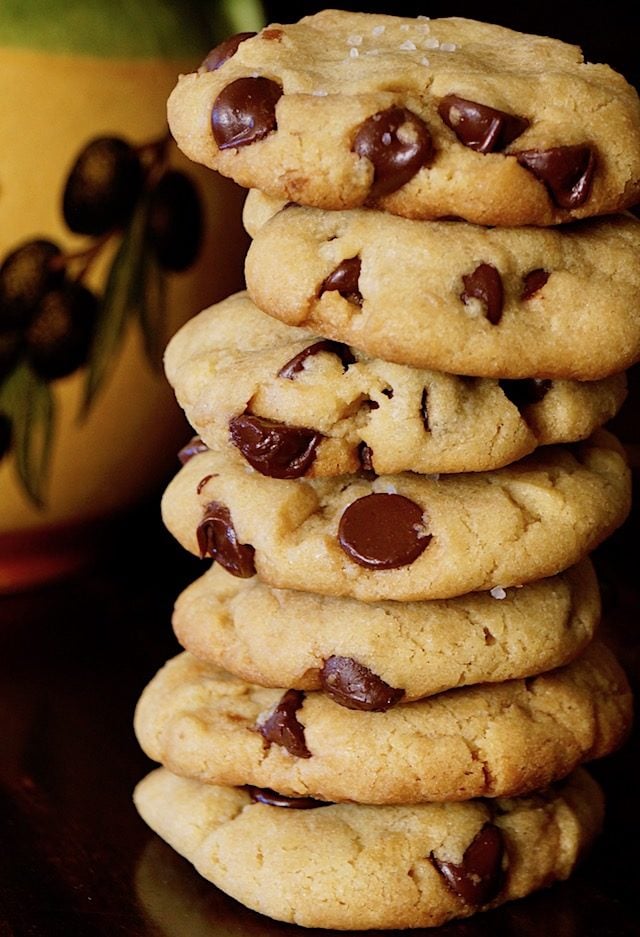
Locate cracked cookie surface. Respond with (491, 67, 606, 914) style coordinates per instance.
(173, 560, 600, 702)
(133, 642, 630, 804)
(167, 10, 640, 226)
(244, 205, 640, 380)
(161, 430, 630, 602)
(165, 292, 626, 476)
(133, 766, 603, 930)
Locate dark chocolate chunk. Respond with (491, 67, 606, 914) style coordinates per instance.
(320, 257, 363, 306)
(461, 263, 504, 325)
(229, 413, 322, 478)
(353, 106, 434, 199)
(320, 656, 404, 711)
(245, 785, 331, 808)
(521, 268, 550, 300)
(178, 435, 208, 464)
(278, 339, 356, 379)
(338, 492, 431, 569)
(438, 95, 529, 153)
(514, 145, 595, 209)
(500, 378, 552, 409)
(432, 824, 504, 906)
(200, 32, 256, 71)
(196, 501, 256, 578)
(420, 387, 429, 432)
(258, 689, 311, 758)
(212, 77, 282, 150)
(358, 442, 376, 478)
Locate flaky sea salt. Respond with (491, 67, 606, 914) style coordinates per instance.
(372, 24, 386, 36)
(400, 39, 417, 51)
(349, 47, 359, 58)
(424, 37, 440, 49)
(312, 89, 328, 96)
(440, 41, 457, 52)
(347, 34, 363, 46)
(421, 56, 430, 66)
(490, 587, 507, 600)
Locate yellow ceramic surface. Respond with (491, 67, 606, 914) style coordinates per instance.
(0, 28, 255, 588)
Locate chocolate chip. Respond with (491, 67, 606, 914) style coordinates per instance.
(420, 387, 429, 432)
(521, 268, 550, 300)
(245, 785, 331, 808)
(229, 413, 322, 478)
(438, 95, 529, 153)
(381, 387, 394, 399)
(278, 340, 356, 379)
(200, 32, 256, 71)
(320, 257, 363, 306)
(461, 263, 504, 325)
(178, 435, 208, 464)
(257, 689, 311, 758)
(353, 106, 434, 199)
(338, 492, 431, 570)
(514, 145, 595, 209)
(196, 501, 256, 578)
(500, 378, 552, 409)
(432, 824, 504, 906)
(261, 28, 284, 41)
(357, 442, 377, 479)
(320, 656, 404, 711)
(212, 77, 282, 150)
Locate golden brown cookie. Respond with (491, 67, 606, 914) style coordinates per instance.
(244, 206, 640, 380)
(133, 766, 604, 930)
(133, 642, 631, 804)
(173, 560, 600, 703)
(167, 10, 640, 226)
(161, 430, 630, 602)
(165, 292, 626, 476)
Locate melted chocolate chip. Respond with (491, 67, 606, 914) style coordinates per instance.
(258, 689, 311, 758)
(320, 656, 404, 711)
(200, 32, 256, 71)
(338, 492, 431, 570)
(432, 824, 504, 906)
(196, 501, 256, 578)
(420, 387, 429, 432)
(320, 257, 363, 306)
(500, 378, 552, 409)
(229, 413, 322, 478)
(353, 106, 434, 199)
(245, 786, 331, 808)
(438, 95, 529, 153)
(521, 268, 550, 300)
(358, 442, 376, 479)
(261, 28, 284, 41)
(212, 77, 282, 150)
(461, 263, 504, 325)
(514, 145, 595, 209)
(278, 340, 356, 379)
(178, 435, 208, 464)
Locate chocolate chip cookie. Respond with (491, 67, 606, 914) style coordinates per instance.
(133, 765, 603, 930)
(167, 10, 640, 227)
(165, 291, 626, 477)
(161, 430, 630, 602)
(133, 641, 631, 804)
(244, 205, 640, 380)
(172, 559, 599, 704)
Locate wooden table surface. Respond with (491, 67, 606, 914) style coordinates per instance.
(0, 481, 638, 937)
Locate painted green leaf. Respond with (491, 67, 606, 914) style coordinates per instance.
(81, 197, 150, 414)
(136, 242, 167, 373)
(0, 361, 55, 508)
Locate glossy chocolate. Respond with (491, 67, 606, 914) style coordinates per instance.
(515, 145, 595, 209)
(521, 268, 550, 300)
(353, 106, 433, 199)
(500, 378, 552, 409)
(245, 786, 330, 808)
(420, 387, 430, 432)
(461, 263, 504, 325)
(338, 492, 431, 569)
(432, 824, 504, 906)
(438, 95, 529, 153)
(177, 435, 208, 465)
(229, 413, 321, 478)
(212, 77, 282, 150)
(257, 689, 311, 758)
(320, 656, 404, 711)
(320, 257, 363, 305)
(196, 501, 256, 578)
(200, 32, 256, 71)
(278, 339, 356, 379)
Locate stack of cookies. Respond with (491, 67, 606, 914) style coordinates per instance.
(133, 11, 640, 930)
